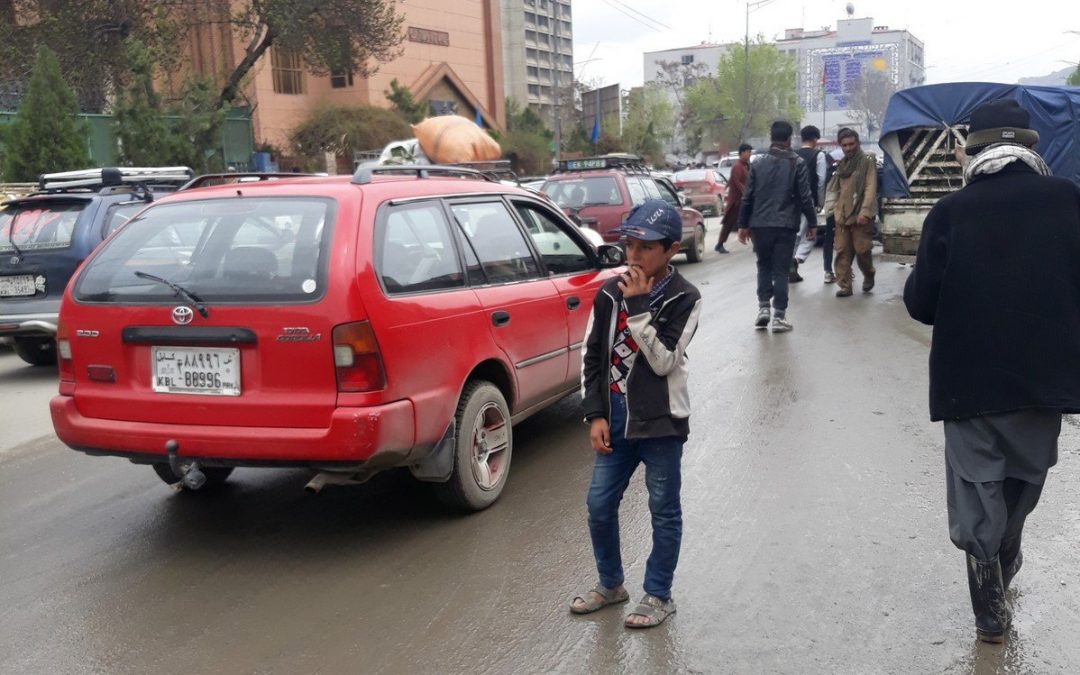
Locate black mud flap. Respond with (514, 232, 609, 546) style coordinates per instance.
(409, 421, 455, 483)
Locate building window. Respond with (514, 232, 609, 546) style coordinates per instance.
(681, 54, 694, 65)
(330, 68, 353, 89)
(271, 47, 305, 95)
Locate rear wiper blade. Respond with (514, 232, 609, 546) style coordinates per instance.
(133, 271, 209, 318)
(6, 219, 23, 260)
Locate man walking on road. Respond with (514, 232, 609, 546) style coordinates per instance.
(828, 128, 877, 297)
(737, 121, 817, 333)
(905, 99, 1080, 644)
(790, 125, 828, 282)
(716, 143, 752, 253)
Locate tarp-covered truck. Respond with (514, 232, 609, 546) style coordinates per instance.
(878, 83, 1080, 260)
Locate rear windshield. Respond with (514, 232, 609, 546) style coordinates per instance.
(543, 176, 621, 208)
(674, 170, 709, 182)
(0, 201, 88, 252)
(74, 197, 334, 304)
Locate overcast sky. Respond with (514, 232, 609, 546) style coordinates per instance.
(571, 0, 1080, 89)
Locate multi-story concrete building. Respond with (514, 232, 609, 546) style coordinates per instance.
(777, 16, 925, 141)
(174, 1, 507, 163)
(500, 0, 573, 115)
(643, 43, 733, 162)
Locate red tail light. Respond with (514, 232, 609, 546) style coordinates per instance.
(56, 321, 74, 392)
(332, 321, 386, 392)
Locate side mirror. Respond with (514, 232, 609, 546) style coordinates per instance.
(678, 193, 691, 207)
(597, 244, 626, 268)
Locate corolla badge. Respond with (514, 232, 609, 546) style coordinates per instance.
(171, 306, 194, 325)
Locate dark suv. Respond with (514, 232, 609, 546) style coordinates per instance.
(541, 154, 707, 262)
(0, 167, 193, 365)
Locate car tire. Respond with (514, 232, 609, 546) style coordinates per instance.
(685, 224, 705, 263)
(12, 336, 56, 366)
(433, 380, 512, 512)
(152, 463, 234, 489)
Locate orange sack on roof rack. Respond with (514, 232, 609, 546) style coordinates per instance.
(412, 116, 501, 164)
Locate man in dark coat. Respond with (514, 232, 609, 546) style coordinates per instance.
(716, 143, 752, 253)
(904, 99, 1080, 643)
(737, 121, 816, 333)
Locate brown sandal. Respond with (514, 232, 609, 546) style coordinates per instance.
(569, 585, 629, 615)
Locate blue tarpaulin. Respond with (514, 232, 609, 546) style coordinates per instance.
(878, 83, 1080, 197)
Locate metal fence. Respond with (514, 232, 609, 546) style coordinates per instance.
(0, 108, 254, 169)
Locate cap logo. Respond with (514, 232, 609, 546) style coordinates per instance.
(1001, 130, 1016, 139)
(646, 208, 664, 225)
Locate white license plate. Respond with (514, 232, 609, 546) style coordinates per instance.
(0, 274, 36, 297)
(152, 347, 241, 396)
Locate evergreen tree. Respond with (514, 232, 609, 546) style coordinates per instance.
(113, 40, 175, 166)
(2, 46, 89, 181)
(385, 79, 428, 124)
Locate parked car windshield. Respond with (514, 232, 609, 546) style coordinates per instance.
(74, 197, 334, 303)
(0, 201, 87, 252)
(674, 170, 710, 183)
(543, 176, 621, 207)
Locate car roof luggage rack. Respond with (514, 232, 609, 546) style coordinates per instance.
(38, 166, 195, 192)
(351, 164, 500, 185)
(555, 153, 649, 175)
(180, 172, 327, 191)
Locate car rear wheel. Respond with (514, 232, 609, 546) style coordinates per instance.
(685, 224, 705, 263)
(433, 380, 512, 512)
(12, 336, 56, 366)
(152, 463, 234, 490)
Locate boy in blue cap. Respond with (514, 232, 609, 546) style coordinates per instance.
(570, 199, 703, 629)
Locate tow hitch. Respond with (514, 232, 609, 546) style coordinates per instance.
(165, 439, 207, 491)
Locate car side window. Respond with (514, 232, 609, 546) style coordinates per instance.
(624, 176, 647, 206)
(512, 201, 593, 276)
(641, 176, 663, 200)
(102, 201, 147, 237)
(378, 202, 465, 293)
(654, 180, 679, 208)
(450, 201, 541, 284)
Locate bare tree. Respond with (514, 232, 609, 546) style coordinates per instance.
(846, 71, 897, 142)
(652, 59, 711, 157)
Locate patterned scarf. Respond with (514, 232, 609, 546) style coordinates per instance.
(964, 144, 1051, 183)
(835, 148, 870, 222)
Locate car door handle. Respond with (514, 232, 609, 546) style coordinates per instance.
(492, 311, 511, 327)
(566, 296, 581, 310)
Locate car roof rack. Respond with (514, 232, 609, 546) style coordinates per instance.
(351, 164, 500, 186)
(554, 154, 649, 175)
(450, 160, 519, 183)
(37, 166, 195, 192)
(180, 172, 327, 191)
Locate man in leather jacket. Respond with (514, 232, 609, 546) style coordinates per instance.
(736, 120, 817, 333)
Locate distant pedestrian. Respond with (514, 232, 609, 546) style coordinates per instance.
(827, 128, 877, 297)
(736, 120, 817, 332)
(716, 143, 752, 253)
(790, 125, 828, 283)
(571, 199, 702, 629)
(904, 99, 1080, 643)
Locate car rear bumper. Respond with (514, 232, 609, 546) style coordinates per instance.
(0, 311, 59, 337)
(50, 395, 418, 469)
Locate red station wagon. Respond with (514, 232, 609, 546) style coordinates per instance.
(50, 166, 625, 511)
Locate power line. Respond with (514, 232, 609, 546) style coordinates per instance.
(610, 0, 672, 31)
(599, 0, 663, 33)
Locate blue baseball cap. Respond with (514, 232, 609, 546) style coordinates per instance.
(611, 199, 682, 242)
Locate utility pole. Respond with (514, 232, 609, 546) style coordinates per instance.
(551, 0, 562, 161)
(742, 0, 776, 141)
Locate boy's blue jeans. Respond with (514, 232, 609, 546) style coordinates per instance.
(586, 392, 683, 601)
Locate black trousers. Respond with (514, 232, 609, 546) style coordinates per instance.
(752, 227, 797, 314)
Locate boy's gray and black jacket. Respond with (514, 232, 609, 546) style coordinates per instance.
(581, 270, 702, 441)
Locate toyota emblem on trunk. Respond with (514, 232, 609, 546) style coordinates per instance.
(171, 306, 194, 325)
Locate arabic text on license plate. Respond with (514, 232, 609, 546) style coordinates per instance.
(152, 346, 241, 396)
(0, 274, 36, 297)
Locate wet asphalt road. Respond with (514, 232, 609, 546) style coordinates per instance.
(4, 227, 1080, 674)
